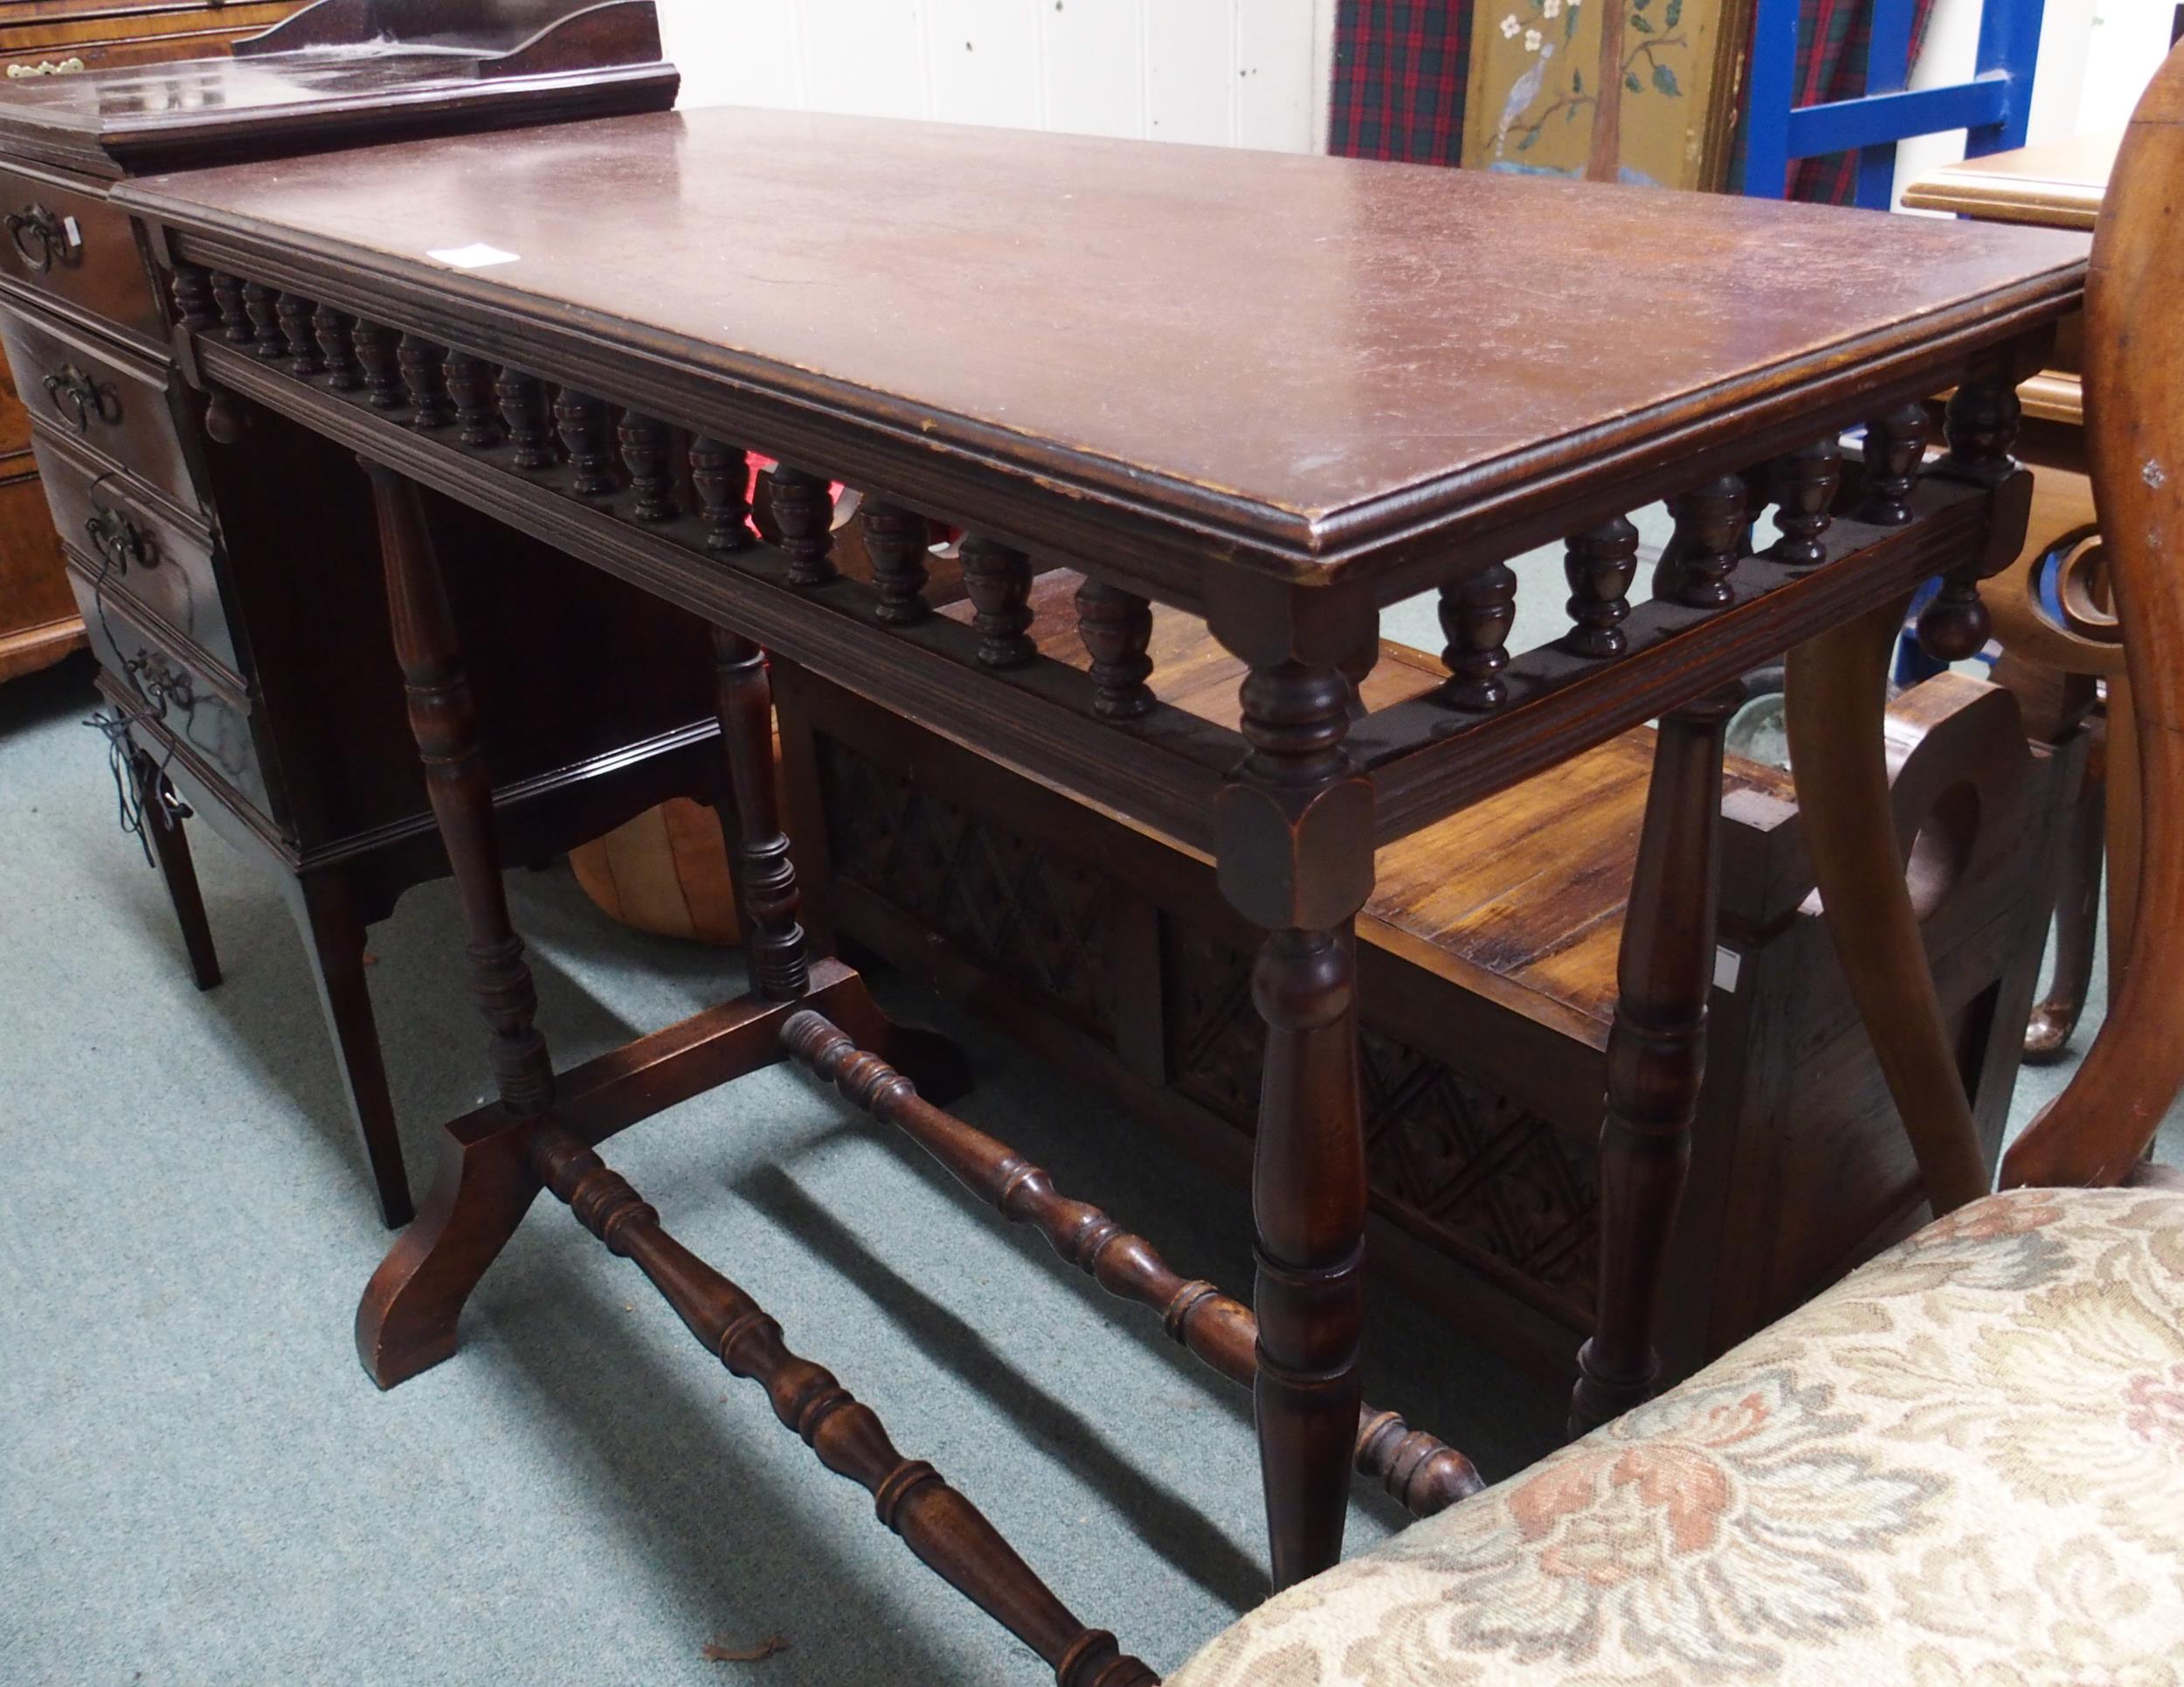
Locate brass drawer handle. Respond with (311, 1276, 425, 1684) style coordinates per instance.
(42, 363, 121, 432)
(86, 504, 159, 575)
(6, 202, 80, 273)
(5, 58, 86, 80)
(128, 649, 195, 721)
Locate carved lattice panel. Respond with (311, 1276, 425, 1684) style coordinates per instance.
(816, 738, 1121, 1040)
(1166, 928, 1598, 1317)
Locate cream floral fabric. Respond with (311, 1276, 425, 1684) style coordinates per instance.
(1172, 1188, 2184, 1685)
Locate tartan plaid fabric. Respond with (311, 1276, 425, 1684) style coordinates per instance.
(1327, 1, 1472, 164)
(1787, 0, 1941, 203)
(1328, 0, 1935, 204)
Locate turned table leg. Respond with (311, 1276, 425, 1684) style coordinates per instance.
(354, 461, 556, 1386)
(1569, 684, 1740, 1437)
(1216, 658, 1374, 1590)
(711, 626, 810, 1000)
(1784, 598, 1990, 1216)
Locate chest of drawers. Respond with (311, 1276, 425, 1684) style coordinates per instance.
(0, 1, 307, 682)
(0, 1, 715, 1228)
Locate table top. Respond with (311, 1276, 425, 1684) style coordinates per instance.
(120, 106, 2088, 581)
(1901, 133, 2119, 232)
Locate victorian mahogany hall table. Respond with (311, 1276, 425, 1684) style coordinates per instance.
(114, 110, 2087, 1683)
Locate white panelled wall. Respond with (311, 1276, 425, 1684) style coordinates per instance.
(654, 0, 1339, 152)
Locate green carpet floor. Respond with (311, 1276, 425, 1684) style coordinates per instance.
(0, 647, 2171, 1685)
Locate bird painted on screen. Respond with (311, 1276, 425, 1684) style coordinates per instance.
(1494, 44, 1558, 160)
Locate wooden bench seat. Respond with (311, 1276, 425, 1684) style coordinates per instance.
(774, 565, 2078, 1389)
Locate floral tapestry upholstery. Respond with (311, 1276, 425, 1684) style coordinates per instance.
(1172, 1188, 2184, 1685)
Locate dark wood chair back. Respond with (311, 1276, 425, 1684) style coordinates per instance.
(2003, 39, 2184, 1188)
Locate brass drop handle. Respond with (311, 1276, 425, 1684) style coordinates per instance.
(128, 650, 194, 721)
(5, 202, 78, 272)
(42, 363, 121, 433)
(85, 504, 158, 575)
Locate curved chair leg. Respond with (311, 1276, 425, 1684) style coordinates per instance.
(1785, 597, 1989, 1215)
(2025, 763, 2105, 1064)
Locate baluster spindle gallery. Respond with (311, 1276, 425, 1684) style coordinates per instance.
(276, 294, 321, 378)
(211, 272, 252, 344)
(857, 499, 930, 624)
(445, 353, 501, 448)
(354, 322, 405, 410)
(618, 414, 676, 521)
(767, 466, 838, 587)
(496, 371, 556, 469)
(1438, 561, 1517, 709)
(1562, 515, 1641, 657)
(1919, 376, 2022, 659)
(243, 281, 285, 359)
(1656, 474, 1747, 607)
(170, 266, 218, 331)
(313, 306, 362, 391)
(690, 439, 752, 551)
(1766, 439, 1843, 568)
(959, 536, 1037, 668)
(1856, 402, 1932, 526)
(398, 335, 454, 432)
(1075, 579, 1155, 719)
(554, 391, 619, 498)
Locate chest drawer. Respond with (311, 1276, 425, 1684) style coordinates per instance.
(69, 558, 273, 824)
(0, 161, 162, 346)
(33, 428, 233, 669)
(0, 306, 202, 508)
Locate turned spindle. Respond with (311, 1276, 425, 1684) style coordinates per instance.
(276, 294, 321, 377)
(170, 266, 218, 331)
(1918, 375, 2023, 659)
(398, 336, 453, 432)
(1438, 562, 1517, 709)
(313, 306, 361, 390)
(858, 499, 930, 624)
(783, 1012, 1482, 1518)
(1218, 657, 1372, 1588)
(712, 628, 809, 998)
(690, 439, 752, 551)
(1657, 474, 1746, 607)
(1075, 578, 1155, 718)
(1938, 375, 2022, 488)
(619, 414, 676, 521)
(554, 391, 619, 498)
(242, 282, 285, 360)
(1766, 439, 1842, 569)
(1570, 682, 1743, 1438)
(766, 466, 837, 587)
(1857, 402, 1932, 526)
(525, 1116, 1157, 1687)
(362, 462, 556, 1119)
(445, 354, 500, 448)
(211, 273, 252, 344)
(959, 536, 1036, 668)
(496, 371, 556, 469)
(1561, 515, 1641, 657)
(354, 323, 405, 410)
